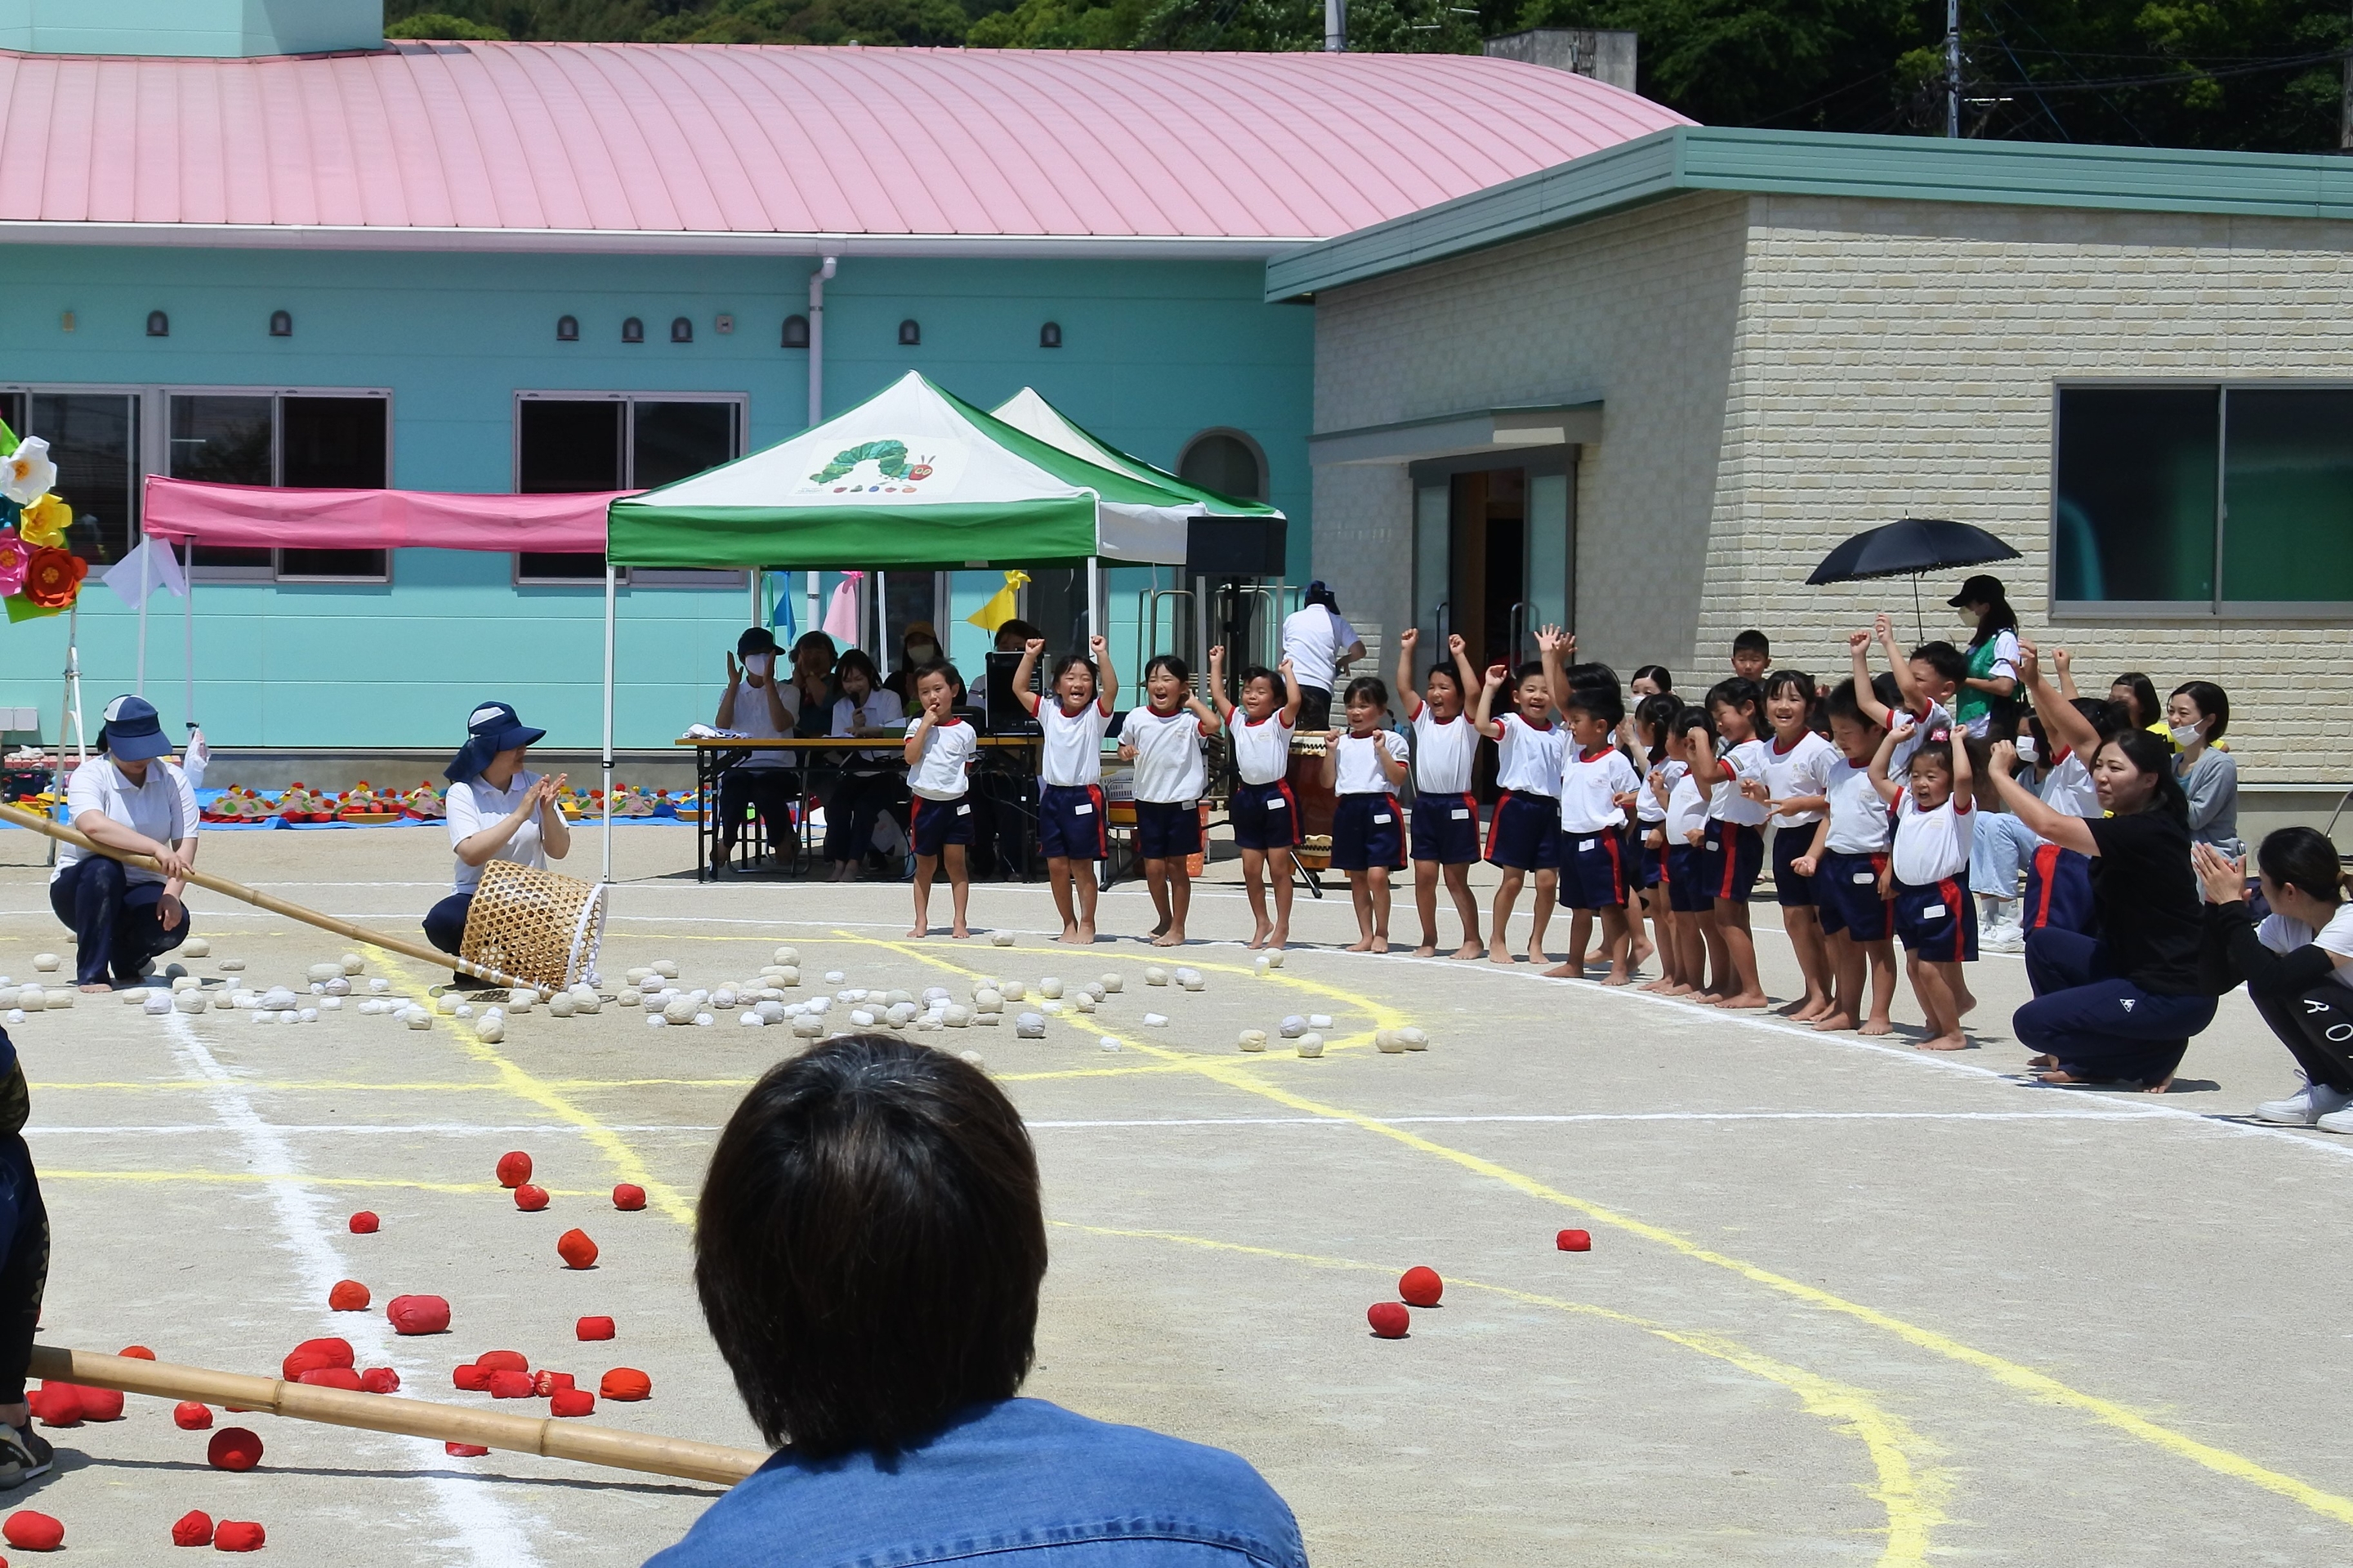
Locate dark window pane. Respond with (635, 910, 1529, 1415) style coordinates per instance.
(29, 392, 137, 565)
(280, 395, 390, 579)
(2221, 388, 2353, 603)
(518, 400, 621, 580)
(171, 395, 275, 570)
(633, 401, 736, 489)
(0, 394, 23, 440)
(2053, 387, 2217, 602)
(1179, 433, 1263, 501)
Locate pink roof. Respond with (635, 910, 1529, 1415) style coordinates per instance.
(0, 42, 1689, 254)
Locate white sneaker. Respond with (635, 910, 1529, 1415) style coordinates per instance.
(1980, 922, 2025, 955)
(2254, 1083, 2353, 1126)
(2316, 1104, 2353, 1135)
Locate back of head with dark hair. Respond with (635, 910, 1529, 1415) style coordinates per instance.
(1870, 672, 1903, 713)
(2172, 680, 2230, 743)
(1512, 659, 1547, 688)
(1824, 677, 1882, 730)
(1909, 641, 1968, 686)
(694, 1035, 1047, 1459)
(1732, 630, 1770, 657)
(2257, 826, 2348, 906)
(2074, 696, 2125, 740)
(993, 619, 1044, 651)
(1706, 677, 1761, 718)
(2111, 672, 2161, 729)
(1632, 663, 1673, 693)
(1675, 704, 1716, 745)
(2100, 728, 2189, 824)
(1343, 674, 1390, 712)
(1144, 652, 1191, 686)
(1565, 660, 1621, 695)
(1634, 692, 1681, 764)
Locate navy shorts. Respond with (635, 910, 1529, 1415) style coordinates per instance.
(1410, 791, 1480, 865)
(1330, 793, 1405, 872)
(1771, 823, 1819, 907)
(1815, 850, 1892, 940)
(908, 794, 975, 858)
(1134, 799, 1202, 862)
(1230, 780, 1302, 853)
(1038, 783, 1109, 862)
(1485, 792, 1560, 871)
(1556, 827, 1629, 910)
(1631, 827, 1665, 891)
(1700, 821, 1766, 904)
(1895, 873, 1976, 961)
(1665, 841, 1711, 914)
(2022, 842, 2095, 934)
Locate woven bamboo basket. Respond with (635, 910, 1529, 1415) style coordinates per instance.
(460, 860, 609, 991)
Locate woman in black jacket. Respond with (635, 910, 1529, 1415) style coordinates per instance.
(2196, 829, 2353, 1129)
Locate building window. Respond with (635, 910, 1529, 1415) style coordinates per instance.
(0, 390, 141, 566)
(1177, 429, 1266, 503)
(168, 391, 393, 581)
(2055, 383, 2353, 609)
(514, 393, 746, 586)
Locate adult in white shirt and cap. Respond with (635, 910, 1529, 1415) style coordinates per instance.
(716, 626, 801, 873)
(425, 701, 570, 989)
(1278, 581, 1364, 731)
(48, 695, 199, 993)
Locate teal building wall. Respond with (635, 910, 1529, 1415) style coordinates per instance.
(0, 245, 1314, 757)
(0, 0, 382, 56)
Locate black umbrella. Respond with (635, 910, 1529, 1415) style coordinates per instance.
(1806, 517, 2021, 632)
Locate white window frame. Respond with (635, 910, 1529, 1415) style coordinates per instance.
(512, 390, 749, 589)
(155, 386, 396, 584)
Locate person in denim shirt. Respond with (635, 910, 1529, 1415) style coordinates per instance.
(649, 1034, 1306, 1568)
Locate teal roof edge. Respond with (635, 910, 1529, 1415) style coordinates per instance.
(1264, 125, 2353, 302)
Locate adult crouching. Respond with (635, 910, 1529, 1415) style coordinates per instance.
(48, 695, 197, 993)
(424, 702, 569, 989)
(2197, 830, 2353, 1129)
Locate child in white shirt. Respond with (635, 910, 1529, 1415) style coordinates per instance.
(1474, 628, 1569, 966)
(1686, 677, 1773, 1008)
(1395, 628, 1485, 958)
(1011, 634, 1118, 945)
(1118, 654, 1220, 947)
(1320, 676, 1410, 953)
(1210, 646, 1303, 952)
(1759, 669, 1839, 1022)
(1791, 679, 1897, 1036)
(901, 663, 979, 939)
(1871, 715, 1977, 1051)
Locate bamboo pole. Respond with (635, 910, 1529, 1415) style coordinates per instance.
(28, 1346, 761, 1487)
(0, 802, 547, 998)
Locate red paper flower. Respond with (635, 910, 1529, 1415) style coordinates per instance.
(22, 545, 83, 610)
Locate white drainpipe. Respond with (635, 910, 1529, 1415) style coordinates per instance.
(806, 253, 837, 637)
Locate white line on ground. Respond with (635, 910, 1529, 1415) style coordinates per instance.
(158, 1012, 547, 1565)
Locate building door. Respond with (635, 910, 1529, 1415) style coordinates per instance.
(1449, 468, 1528, 669)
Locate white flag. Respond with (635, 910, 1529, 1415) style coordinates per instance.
(102, 538, 189, 609)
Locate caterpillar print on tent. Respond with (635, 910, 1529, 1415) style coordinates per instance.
(809, 440, 936, 485)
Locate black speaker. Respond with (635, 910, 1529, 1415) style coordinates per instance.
(983, 650, 1044, 735)
(1185, 517, 1287, 578)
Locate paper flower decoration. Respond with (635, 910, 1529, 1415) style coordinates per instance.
(0, 437, 56, 506)
(23, 546, 85, 609)
(0, 530, 28, 597)
(16, 493, 67, 547)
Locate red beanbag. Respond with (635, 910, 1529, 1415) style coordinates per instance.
(550, 1388, 596, 1418)
(598, 1368, 651, 1402)
(118, 1344, 158, 1360)
(76, 1384, 124, 1421)
(576, 1316, 615, 1342)
(281, 1338, 355, 1379)
(612, 1184, 646, 1211)
(1556, 1229, 1592, 1252)
(485, 1370, 537, 1400)
(556, 1229, 598, 1270)
(207, 1427, 264, 1472)
(476, 1350, 529, 1374)
(513, 1184, 550, 1213)
(328, 1280, 371, 1311)
(348, 1210, 380, 1234)
(213, 1520, 266, 1552)
(30, 1386, 81, 1427)
(496, 1150, 533, 1188)
(1367, 1302, 1410, 1339)
(445, 1442, 489, 1458)
(174, 1400, 214, 1430)
(359, 1367, 400, 1394)
(172, 1508, 215, 1547)
(1398, 1266, 1444, 1308)
(532, 1371, 574, 1397)
(4, 1509, 65, 1550)
(453, 1365, 489, 1392)
(387, 1295, 451, 1335)
(297, 1368, 363, 1392)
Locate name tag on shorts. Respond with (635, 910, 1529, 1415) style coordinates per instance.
(1853, 871, 1875, 884)
(1921, 903, 1945, 918)
(1266, 797, 1287, 810)
(1578, 839, 1596, 851)
(1373, 814, 1392, 824)
(1074, 802, 1093, 815)
(1453, 808, 1470, 820)
(1705, 839, 1720, 852)
(957, 803, 971, 815)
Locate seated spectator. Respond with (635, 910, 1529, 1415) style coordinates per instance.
(2168, 681, 2238, 856)
(654, 1034, 1306, 1568)
(2197, 831, 2353, 1129)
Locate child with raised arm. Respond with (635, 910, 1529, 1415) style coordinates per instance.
(1118, 654, 1220, 947)
(1396, 628, 1485, 958)
(1209, 646, 1302, 950)
(1011, 634, 1118, 945)
(1849, 614, 1958, 780)
(2011, 641, 2111, 936)
(1872, 717, 1977, 1050)
(1475, 629, 1568, 964)
(901, 662, 978, 939)
(1760, 668, 1838, 1021)
(1321, 676, 1410, 952)
(1650, 707, 1712, 994)
(1546, 677, 1643, 985)
(1685, 678, 1773, 1007)
(1795, 679, 1896, 1034)
(1629, 695, 1685, 991)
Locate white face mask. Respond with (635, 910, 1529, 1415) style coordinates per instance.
(2169, 721, 2201, 747)
(743, 652, 774, 678)
(906, 641, 939, 663)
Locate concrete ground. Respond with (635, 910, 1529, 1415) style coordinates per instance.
(0, 824, 2347, 1566)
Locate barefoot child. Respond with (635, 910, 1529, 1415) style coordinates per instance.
(901, 662, 976, 938)
(1638, 697, 1699, 994)
(1209, 647, 1302, 949)
(1627, 694, 1679, 985)
(1546, 678, 1642, 984)
(1474, 636, 1566, 964)
(1395, 628, 1485, 958)
(1796, 681, 1896, 1034)
(1118, 654, 1219, 946)
(1873, 718, 1976, 1049)
(1760, 669, 1837, 1021)
(1011, 635, 1118, 944)
(1686, 678, 1772, 1007)
(1322, 676, 1409, 952)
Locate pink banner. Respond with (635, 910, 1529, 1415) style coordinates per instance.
(141, 478, 633, 554)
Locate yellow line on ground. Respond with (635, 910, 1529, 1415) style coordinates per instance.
(1054, 1218, 1949, 1566)
(367, 949, 699, 1226)
(31, 1079, 504, 1094)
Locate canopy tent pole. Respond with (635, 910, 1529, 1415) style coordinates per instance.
(602, 563, 618, 886)
(875, 569, 886, 656)
(134, 536, 152, 695)
(63, 603, 85, 762)
(1086, 556, 1101, 650)
(181, 538, 195, 725)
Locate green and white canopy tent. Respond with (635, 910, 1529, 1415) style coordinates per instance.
(989, 387, 1284, 524)
(594, 371, 1272, 877)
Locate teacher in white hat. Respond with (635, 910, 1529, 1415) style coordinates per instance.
(48, 695, 199, 993)
(426, 701, 569, 989)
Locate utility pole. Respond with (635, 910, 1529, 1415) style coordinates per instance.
(1945, 0, 1961, 136)
(1325, 0, 1344, 51)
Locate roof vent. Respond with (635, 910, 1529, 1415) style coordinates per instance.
(622, 316, 645, 343)
(146, 310, 170, 337)
(671, 315, 694, 343)
(269, 309, 292, 337)
(556, 315, 579, 342)
(782, 315, 810, 350)
(1039, 321, 1062, 349)
(898, 319, 921, 347)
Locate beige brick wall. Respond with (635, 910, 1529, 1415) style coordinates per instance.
(1310, 190, 2353, 786)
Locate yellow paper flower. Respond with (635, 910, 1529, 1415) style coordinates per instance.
(16, 493, 69, 547)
